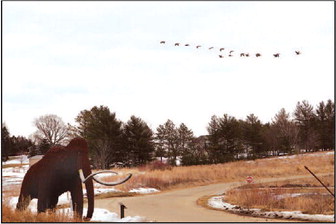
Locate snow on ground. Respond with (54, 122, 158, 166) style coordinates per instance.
(129, 187, 160, 194)
(267, 151, 334, 160)
(57, 208, 147, 222)
(8, 198, 147, 222)
(2, 155, 29, 165)
(208, 196, 335, 222)
(275, 192, 330, 200)
(3, 156, 157, 222)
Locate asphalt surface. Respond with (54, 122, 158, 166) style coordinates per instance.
(94, 175, 316, 222)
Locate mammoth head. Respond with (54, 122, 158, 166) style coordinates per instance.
(64, 137, 132, 220)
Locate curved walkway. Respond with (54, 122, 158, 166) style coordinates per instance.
(94, 174, 323, 222)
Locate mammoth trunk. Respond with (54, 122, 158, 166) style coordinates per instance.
(83, 165, 94, 219)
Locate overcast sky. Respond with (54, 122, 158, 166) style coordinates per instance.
(2, 1, 334, 138)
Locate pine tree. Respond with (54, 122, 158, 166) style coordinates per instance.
(207, 114, 242, 163)
(316, 100, 335, 150)
(75, 106, 123, 169)
(1, 124, 11, 161)
(178, 123, 194, 155)
(178, 123, 198, 165)
(124, 116, 155, 166)
(294, 100, 318, 151)
(272, 108, 299, 154)
(242, 114, 266, 158)
(155, 120, 179, 165)
(324, 100, 335, 149)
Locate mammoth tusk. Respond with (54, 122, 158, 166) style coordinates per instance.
(78, 169, 132, 186)
(79, 170, 118, 183)
(92, 173, 132, 186)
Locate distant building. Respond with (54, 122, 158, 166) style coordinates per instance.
(29, 155, 44, 167)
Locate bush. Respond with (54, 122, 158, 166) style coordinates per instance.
(140, 160, 172, 171)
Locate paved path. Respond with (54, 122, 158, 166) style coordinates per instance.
(94, 175, 319, 222)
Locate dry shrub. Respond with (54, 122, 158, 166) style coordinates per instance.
(226, 187, 286, 210)
(138, 160, 172, 171)
(225, 184, 335, 215)
(283, 195, 334, 215)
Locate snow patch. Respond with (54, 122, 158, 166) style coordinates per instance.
(208, 196, 334, 222)
(8, 197, 148, 222)
(129, 187, 160, 194)
(2, 155, 29, 165)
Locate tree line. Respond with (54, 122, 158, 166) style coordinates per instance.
(2, 99, 334, 168)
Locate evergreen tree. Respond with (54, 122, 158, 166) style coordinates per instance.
(1, 124, 11, 161)
(294, 100, 318, 151)
(75, 106, 123, 169)
(178, 123, 194, 155)
(316, 100, 335, 150)
(324, 100, 335, 149)
(272, 108, 299, 154)
(10, 136, 34, 155)
(178, 123, 199, 165)
(36, 138, 51, 155)
(207, 114, 242, 163)
(242, 114, 266, 158)
(207, 115, 221, 163)
(155, 120, 180, 165)
(124, 116, 155, 166)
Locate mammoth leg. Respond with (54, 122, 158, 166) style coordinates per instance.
(37, 185, 52, 213)
(37, 179, 53, 212)
(70, 179, 83, 218)
(16, 193, 31, 211)
(49, 195, 59, 210)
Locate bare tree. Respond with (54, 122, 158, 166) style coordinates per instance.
(33, 114, 69, 145)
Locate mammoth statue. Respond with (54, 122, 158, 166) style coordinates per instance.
(16, 137, 132, 220)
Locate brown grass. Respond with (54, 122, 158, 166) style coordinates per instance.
(2, 163, 29, 169)
(1, 200, 82, 222)
(105, 151, 334, 192)
(225, 175, 335, 215)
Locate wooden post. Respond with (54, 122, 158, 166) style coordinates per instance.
(304, 166, 335, 197)
(119, 203, 127, 219)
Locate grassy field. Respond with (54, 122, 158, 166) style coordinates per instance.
(2, 151, 334, 221)
(225, 174, 335, 215)
(108, 151, 334, 192)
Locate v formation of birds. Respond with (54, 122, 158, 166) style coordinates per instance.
(159, 41, 301, 58)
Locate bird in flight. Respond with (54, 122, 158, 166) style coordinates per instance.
(229, 50, 234, 57)
(158, 41, 301, 59)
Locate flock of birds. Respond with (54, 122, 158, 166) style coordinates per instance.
(159, 41, 301, 58)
